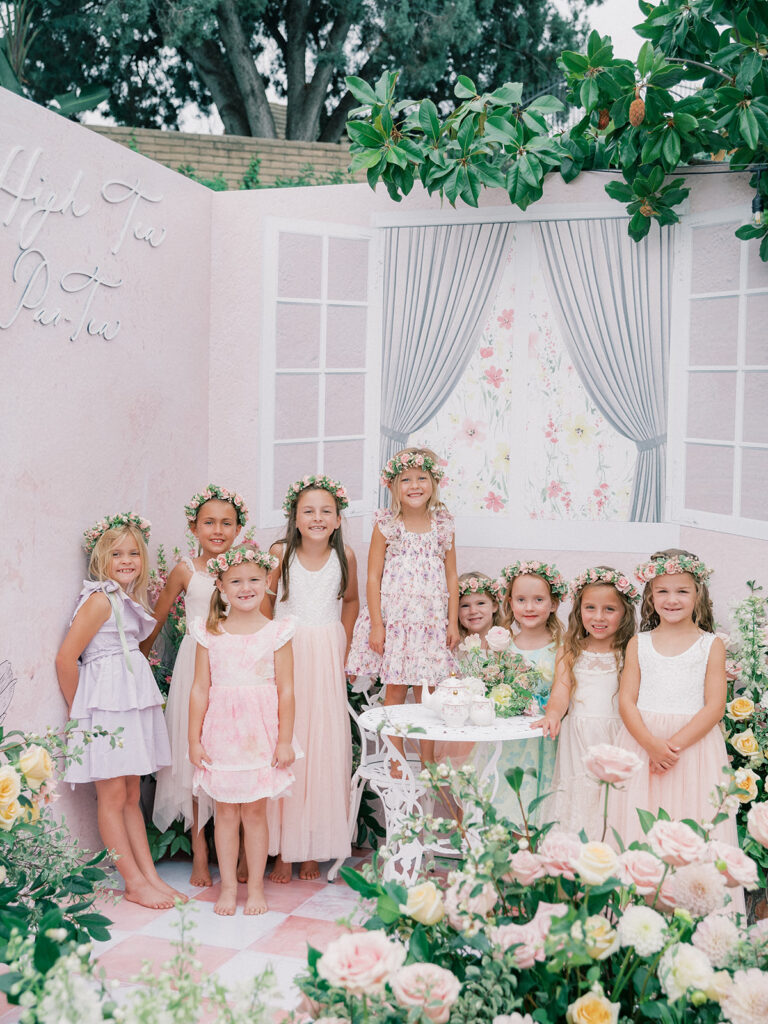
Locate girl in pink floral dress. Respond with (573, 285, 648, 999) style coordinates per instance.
(188, 546, 299, 917)
(347, 447, 459, 769)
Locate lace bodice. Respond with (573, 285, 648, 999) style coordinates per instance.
(570, 650, 620, 719)
(181, 557, 215, 633)
(636, 631, 715, 715)
(275, 549, 342, 626)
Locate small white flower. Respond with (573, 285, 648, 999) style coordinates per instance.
(692, 913, 740, 969)
(658, 942, 714, 1002)
(617, 905, 668, 957)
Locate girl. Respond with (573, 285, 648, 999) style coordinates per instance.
(265, 475, 359, 884)
(496, 559, 567, 824)
(535, 566, 639, 839)
(146, 485, 245, 888)
(347, 448, 459, 771)
(56, 513, 181, 910)
(457, 571, 504, 644)
(610, 549, 737, 849)
(188, 546, 298, 916)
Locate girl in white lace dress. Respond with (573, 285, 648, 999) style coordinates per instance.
(144, 485, 245, 886)
(535, 567, 640, 839)
(265, 475, 359, 883)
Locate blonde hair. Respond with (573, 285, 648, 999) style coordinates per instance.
(88, 525, 150, 610)
(563, 568, 637, 681)
(502, 574, 564, 646)
(386, 447, 444, 519)
(640, 548, 715, 632)
(457, 570, 503, 639)
(205, 561, 269, 635)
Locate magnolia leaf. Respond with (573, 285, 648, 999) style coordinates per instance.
(454, 75, 477, 99)
(418, 98, 440, 143)
(345, 75, 378, 106)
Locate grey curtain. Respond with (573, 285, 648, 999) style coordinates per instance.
(533, 219, 676, 522)
(380, 222, 513, 474)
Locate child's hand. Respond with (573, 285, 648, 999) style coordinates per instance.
(369, 623, 385, 655)
(645, 736, 679, 771)
(446, 623, 460, 650)
(272, 742, 295, 769)
(531, 712, 561, 739)
(189, 741, 211, 769)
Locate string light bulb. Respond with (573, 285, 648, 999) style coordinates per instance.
(754, 169, 764, 227)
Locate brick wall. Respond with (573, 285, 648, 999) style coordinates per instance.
(88, 124, 364, 189)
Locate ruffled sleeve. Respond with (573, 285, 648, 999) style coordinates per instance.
(70, 579, 120, 624)
(188, 616, 212, 648)
(434, 508, 455, 558)
(373, 508, 402, 545)
(272, 615, 296, 651)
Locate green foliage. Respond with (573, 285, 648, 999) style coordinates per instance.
(346, 0, 768, 259)
(176, 159, 354, 192)
(176, 163, 229, 191)
(145, 818, 192, 861)
(240, 154, 262, 190)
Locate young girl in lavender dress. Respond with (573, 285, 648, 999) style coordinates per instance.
(145, 485, 245, 887)
(188, 546, 298, 916)
(266, 475, 359, 883)
(56, 514, 180, 910)
(535, 566, 639, 840)
(347, 448, 459, 771)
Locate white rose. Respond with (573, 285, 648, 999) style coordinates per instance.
(485, 626, 512, 652)
(571, 842, 618, 885)
(400, 881, 445, 926)
(658, 942, 714, 1002)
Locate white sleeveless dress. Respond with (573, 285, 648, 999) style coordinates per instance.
(267, 550, 352, 863)
(609, 631, 737, 849)
(152, 558, 214, 833)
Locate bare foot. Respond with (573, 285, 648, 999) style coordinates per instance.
(190, 859, 212, 887)
(214, 885, 238, 916)
(269, 856, 292, 884)
(237, 853, 248, 884)
(299, 860, 320, 881)
(124, 883, 175, 910)
(152, 877, 189, 902)
(244, 886, 268, 915)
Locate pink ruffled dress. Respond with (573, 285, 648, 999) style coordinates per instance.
(346, 508, 457, 688)
(191, 616, 300, 823)
(64, 580, 171, 783)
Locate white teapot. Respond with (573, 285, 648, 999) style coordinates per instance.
(421, 676, 472, 716)
(441, 691, 470, 727)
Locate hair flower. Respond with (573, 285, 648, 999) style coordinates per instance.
(570, 567, 641, 603)
(282, 474, 349, 516)
(83, 512, 151, 553)
(459, 575, 506, 600)
(185, 484, 248, 527)
(380, 449, 444, 486)
(634, 553, 712, 583)
(501, 559, 568, 600)
(207, 545, 278, 578)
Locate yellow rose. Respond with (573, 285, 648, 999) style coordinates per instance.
(734, 768, 760, 803)
(582, 915, 620, 960)
(0, 800, 21, 831)
(0, 766, 21, 805)
(732, 729, 760, 757)
(727, 697, 755, 721)
(18, 745, 53, 792)
(566, 990, 620, 1024)
(572, 842, 619, 885)
(400, 881, 445, 926)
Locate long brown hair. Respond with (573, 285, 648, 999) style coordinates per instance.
(206, 586, 230, 635)
(278, 487, 349, 602)
(457, 570, 503, 640)
(639, 548, 715, 632)
(563, 569, 637, 680)
(502, 576, 564, 646)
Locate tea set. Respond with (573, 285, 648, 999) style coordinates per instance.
(420, 675, 495, 728)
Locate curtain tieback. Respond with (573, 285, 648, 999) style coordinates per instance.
(380, 425, 411, 443)
(636, 433, 667, 452)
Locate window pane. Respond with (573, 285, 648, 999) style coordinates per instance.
(273, 442, 319, 507)
(327, 237, 368, 301)
(324, 439, 364, 500)
(690, 224, 740, 293)
(746, 293, 768, 364)
(689, 297, 738, 365)
(325, 374, 365, 435)
(275, 303, 321, 369)
(743, 373, 768, 443)
(686, 371, 736, 440)
(747, 237, 768, 289)
(326, 305, 367, 367)
(278, 233, 322, 299)
(741, 449, 768, 520)
(685, 443, 733, 514)
(275, 374, 319, 439)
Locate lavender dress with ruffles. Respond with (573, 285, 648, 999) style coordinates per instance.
(64, 580, 171, 783)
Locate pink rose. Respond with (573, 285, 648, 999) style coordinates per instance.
(664, 560, 677, 573)
(617, 575, 629, 589)
(647, 820, 707, 866)
(747, 802, 768, 848)
(584, 743, 643, 784)
(389, 963, 461, 1023)
(317, 931, 406, 995)
(616, 849, 666, 895)
(706, 839, 759, 889)
(489, 921, 544, 968)
(507, 850, 547, 886)
(653, 873, 678, 912)
(532, 901, 569, 939)
(538, 831, 582, 881)
(444, 877, 497, 933)
(485, 626, 512, 653)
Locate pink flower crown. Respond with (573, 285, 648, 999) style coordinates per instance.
(635, 554, 713, 584)
(185, 485, 248, 527)
(206, 545, 278, 578)
(571, 567, 641, 603)
(500, 559, 569, 600)
(83, 512, 151, 553)
(380, 451, 444, 486)
(282, 474, 349, 516)
(459, 575, 506, 601)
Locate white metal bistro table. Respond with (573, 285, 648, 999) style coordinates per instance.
(349, 704, 542, 883)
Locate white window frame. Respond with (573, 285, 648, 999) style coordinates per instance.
(668, 203, 768, 541)
(258, 217, 381, 528)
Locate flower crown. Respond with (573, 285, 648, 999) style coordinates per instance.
(282, 474, 349, 516)
(459, 575, 506, 601)
(500, 560, 569, 600)
(635, 553, 713, 584)
(185, 485, 248, 527)
(206, 545, 278, 578)
(571, 567, 641, 603)
(380, 451, 444, 486)
(83, 513, 151, 554)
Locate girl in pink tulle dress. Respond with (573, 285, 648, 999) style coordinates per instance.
(188, 546, 299, 917)
(609, 549, 738, 851)
(347, 447, 459, 769)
